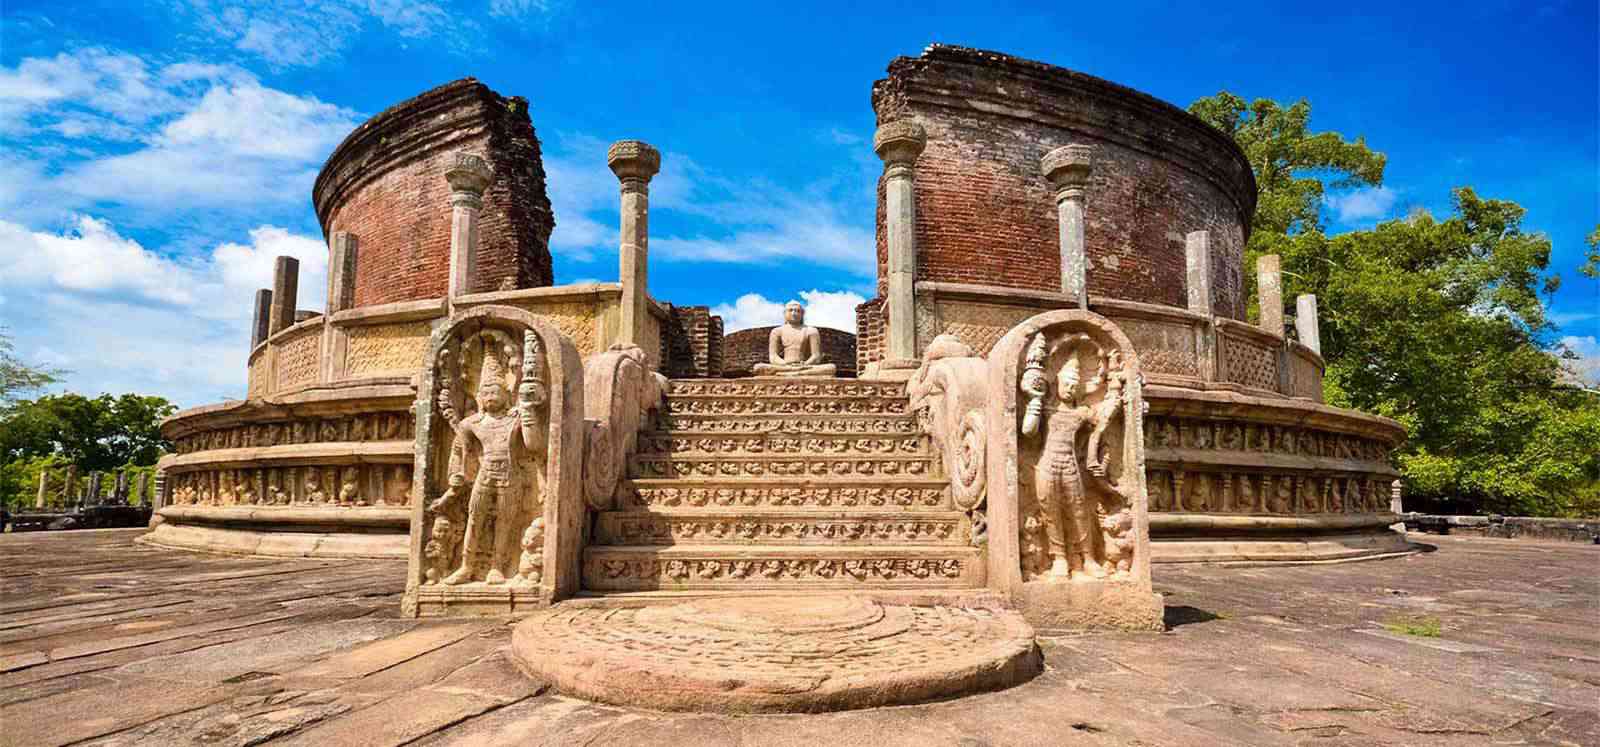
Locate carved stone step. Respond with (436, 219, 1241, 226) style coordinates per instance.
(621, 477, 952, 511)
(663, 397, 911, 417)
(636, 433, 932, 458)
(582, 545, 983, 591)
(665, 379, 908, 399)
(593, 510, 973, 546)
(629, 454, 940, 480)
(657, 414, 920, 435)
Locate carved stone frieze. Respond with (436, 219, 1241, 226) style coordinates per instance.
(658, 416, 919, 435)
(345, 321, 432, 377)
(623, 483, 950, 510)
(584, 555, 970, 587)
(637, 434, 925, 456)
(665, 398, 909, 416)
(166, 463, 412, 507)
(173, 412, 414, 454)
(1147, 469, 1394, 515)
(630, 456, 935, 479)
(1144, 414, 1393, 463)
(597, 514, 968, 545)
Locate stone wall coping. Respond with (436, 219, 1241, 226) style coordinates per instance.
(157, 504, 411, 529)
(876, 44, 1257, 233)
(162, 383, 414, 437)
(161, 441, 412, 471)
(916, 282, 1210, 327)
(1146, 384, 1406, 443)
(1215, 316, 1286, 349)
(263, 314, 325, 347)
(453, 282, 623, 308)
(1146, 447, 1400, 477)
(330, 297, 448, 327)
(1151, 512, 1400, 534)
(1286, 339, 1326, 370)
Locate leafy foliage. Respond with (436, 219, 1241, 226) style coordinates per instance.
(0, 393, 175, 508)
(0, 329, 64, 408)
(1193, 92, 1600, 517)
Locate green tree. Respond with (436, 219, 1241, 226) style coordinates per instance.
(0, 329, 64, 408)
(1193, 91, 1600, 516)
(1583, 224, 1599, 279)
(1187, 93, 1387, 321)
(0, 393, 175, 472)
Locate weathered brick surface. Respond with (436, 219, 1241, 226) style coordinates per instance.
(313, 78, 555, 309)
(870, 46, 1256, 321)
(855, 297, 886, 372)
(723, 326, 857, 378)
(664, 305, 725, 378)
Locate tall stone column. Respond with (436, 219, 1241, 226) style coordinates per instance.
(607, 140, 661, 348)
(115, 470, 129, 503)
(152, 468, 167, 511)
(137, 472, 151, 506)
(251, 289, 273, 348)
(321, 231, 359, 382)
(1295, 294, 1322, 355)
(269, 257, 299, 336)
(64, 464, 78, 504)
(874, 121, 928, 362)
(1184, 231, 1212, 314)
(446, 153, 494, 299)
(87, 472, 102, 505)
(35, 470, 50, 509)
(1041, 144, 1093, 309)
(1256, 254, 1284, 336)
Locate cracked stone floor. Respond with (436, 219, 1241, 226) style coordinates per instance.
(0, 529, 1594, 746)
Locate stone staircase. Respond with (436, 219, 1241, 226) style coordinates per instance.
(581, 378, 982, 592)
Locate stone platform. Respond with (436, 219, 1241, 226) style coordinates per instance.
(3, 529, 1596, 745)
(511, 596, 1040, 712)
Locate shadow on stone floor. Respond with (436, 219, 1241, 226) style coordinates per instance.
(1161, 605, 1223, 628)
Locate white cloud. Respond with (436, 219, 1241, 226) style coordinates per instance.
(1327, 186, 1399, 224)
(712, 290, 866, 333)
(0, 49, 361, 213)
(1558, 335, 1600, 388)
(0, 216, 327, 406)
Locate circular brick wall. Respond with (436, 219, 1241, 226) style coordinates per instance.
(723, 327, 857, 377)
(313, 78, 555, 309)
(872, 46, 1257, 320)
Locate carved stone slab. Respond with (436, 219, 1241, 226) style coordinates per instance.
(984, 309, 1162, 630)
(404, 305, 585, 617)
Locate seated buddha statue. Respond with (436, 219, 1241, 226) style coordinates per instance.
(751, 301, 837, 377)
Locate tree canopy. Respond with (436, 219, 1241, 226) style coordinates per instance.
(0, 329, 63, 409)
(1190, 92, 1600, 517)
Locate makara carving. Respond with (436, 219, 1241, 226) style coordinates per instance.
(908, 334, 990, 544)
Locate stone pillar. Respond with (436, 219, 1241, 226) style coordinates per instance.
(251, 289, 273, 348)
(64, 464, 78, 503)
(1185, 230, 1212, 315)
(115, 470, 129, 503)
(1295, 294, 1321, 355)
(1041, 144, 1093, 309)
(1257, 254, 1284, 336)
(446, 153, 494, 299)
(137, 472, 151, 506)
(268, 257, 299, 336)
(321, 231, 359, 382)
(35, 470, 49, 509)
(152, 468, 167, 511)
(875, 121, 928, 360)
(87, 472, 102, 505)
(607, 141, 661, 348)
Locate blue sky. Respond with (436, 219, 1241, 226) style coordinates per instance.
(2, 0, 1595, 408)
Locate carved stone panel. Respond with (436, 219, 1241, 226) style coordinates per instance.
(405, 305, 585, 616)
(984, 309, 1161, 630)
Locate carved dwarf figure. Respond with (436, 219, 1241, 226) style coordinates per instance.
(338, 467, 362, 506)
(753, 302, 836, 377)
(304, 469, 327, 504)
(429, 330, 549, 586)
(512, 517, 544, 586)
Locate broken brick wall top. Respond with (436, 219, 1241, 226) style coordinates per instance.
(312, 78, 556, 309)
(872, 46, 1257, 320)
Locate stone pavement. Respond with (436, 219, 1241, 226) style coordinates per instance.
(1, 529, 1594, 745)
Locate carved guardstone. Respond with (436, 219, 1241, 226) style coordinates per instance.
(985, 309, 1162, 631)
(751, 301, 837, 377)
(404, 305, 586, 616)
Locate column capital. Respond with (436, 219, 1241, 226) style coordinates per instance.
(607, 140, 661, 190)
(873, 120, 927, 173)
(1041, 144, 1093, 200)
(445, 152, 493, 203)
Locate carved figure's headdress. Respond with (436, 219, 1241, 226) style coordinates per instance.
(477, 349, 506, 395)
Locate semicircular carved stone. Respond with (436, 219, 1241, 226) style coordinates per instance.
(908, 334, 990, 515)
(582, 420, 619, 511)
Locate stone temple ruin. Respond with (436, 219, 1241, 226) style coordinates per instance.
(143, 45, 1411, 711)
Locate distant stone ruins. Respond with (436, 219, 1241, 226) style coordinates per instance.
(143, 45, 1412, 711)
